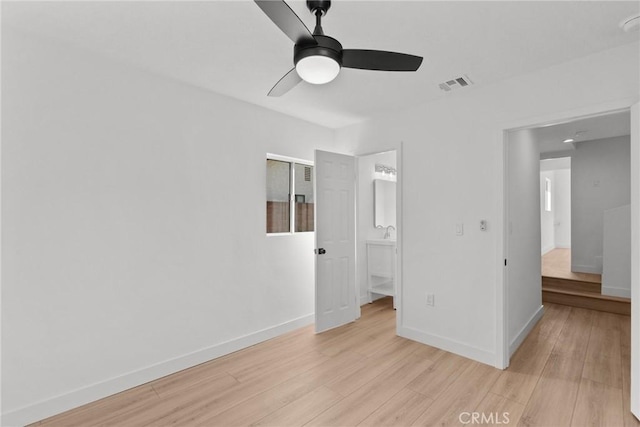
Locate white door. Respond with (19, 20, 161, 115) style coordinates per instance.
(314, 150, 357, 333)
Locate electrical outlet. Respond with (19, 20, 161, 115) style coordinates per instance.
(426, 293, 435, 306)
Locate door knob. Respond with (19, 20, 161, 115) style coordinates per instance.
(315, 248, 326, 255)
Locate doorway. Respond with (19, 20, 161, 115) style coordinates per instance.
(314, 147, 402, 333)
(500, 103, 639, 420)
(356, 150, 398, 318)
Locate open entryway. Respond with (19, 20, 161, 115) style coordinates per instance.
(356, 150, 398, 325)
(537, 112, 632, 315)
(501, 102, 639, 422)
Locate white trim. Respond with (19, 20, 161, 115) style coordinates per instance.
(396, 143, 404, 334)
(572, 264, 602, 275)
(509, 305, 544, 357)
(1, 314, 314, 427)
(398, 325, 495, 367)
(601, 287, 632, 299)
(629, 102, 639, 420)
(542, 245, 556, 256)
(495, 130, 508, 369)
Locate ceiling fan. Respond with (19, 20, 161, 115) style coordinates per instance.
(254, 0, 423, 96)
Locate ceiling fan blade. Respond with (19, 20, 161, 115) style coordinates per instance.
(268, 68, 303, 97)
(254, 0, 317, 46)
(342, 49, 423, 72)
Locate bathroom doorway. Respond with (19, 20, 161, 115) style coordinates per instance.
(356, 149, 399, 323)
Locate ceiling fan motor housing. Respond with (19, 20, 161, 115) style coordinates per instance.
(294, 35, 343, 67)
(307, 0, 331, 16)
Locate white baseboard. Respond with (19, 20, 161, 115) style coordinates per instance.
(602, 286, 632, 299)
(509, 305, 544, 357)
(573, 264, 602, 274)
(398, 326, 495, 367)
(555, 244, 571, 249)
(360, 293, 370, 305)
(542, 245, 556, 255)
(2, 314, 314, 427)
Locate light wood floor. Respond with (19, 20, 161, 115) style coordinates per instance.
(542, 248, 601, 283)
(34, 298, 638, 427)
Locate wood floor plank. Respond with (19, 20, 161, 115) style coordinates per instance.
(357, 388, 434, 427)
(472, 392, 525, 426)
(105, 350, 330, 426)
(319, 319, 396, 357)
(38, 385, 160, 427)
(410, 361, 501, 426)
(519, 307, 594, 427)
(406, 350, 473, 400)
(151, 368, 238, 398)
(195, 377, 322, 426)
(532, 303, 571, 339)
(571, 378, 624, 427)
(324, 338, 425, 397)
(252, 386, 343, 426)
(490, 330, 556, 405)
(581, 311, 622, 388)
(196, 350, 362, 426)
(306, 351, 435, 426)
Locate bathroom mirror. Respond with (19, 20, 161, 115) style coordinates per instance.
(374, 179, 396, 228)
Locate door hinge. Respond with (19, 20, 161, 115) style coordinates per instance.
(504, 259, 507, 266)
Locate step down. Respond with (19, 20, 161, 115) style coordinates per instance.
(542, 276, 601, 294)
(542, 287, 630, 316)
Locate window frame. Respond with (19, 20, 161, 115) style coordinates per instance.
(544, 177, 552, 212)
(266, 153, 314, 236)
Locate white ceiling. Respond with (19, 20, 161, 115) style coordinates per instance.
(3, 1, 639, 128)
(536, 110, 631, 155)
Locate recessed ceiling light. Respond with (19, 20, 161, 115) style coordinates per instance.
(620, 14, 640, 32)
(563, 138, 575, 144)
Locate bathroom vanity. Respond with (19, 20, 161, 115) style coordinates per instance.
(366, 239, 397, 305)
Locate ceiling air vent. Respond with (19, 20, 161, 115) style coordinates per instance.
(439, 75, 473, 92)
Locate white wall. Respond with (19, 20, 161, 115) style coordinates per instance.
(572, 136, 631, 274)
(554, 168, 571, 249)
(540, 171, 555, 255)
(357, 151, 396, 303)
(508, 129, 543, 355)
(336, 41, 640, 366)
(1, 29, 340, 425)
(602, 205, 631, 298)
(539, 158, 572, 254)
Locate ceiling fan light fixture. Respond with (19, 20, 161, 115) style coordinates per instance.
(295, 55, 340, 84)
